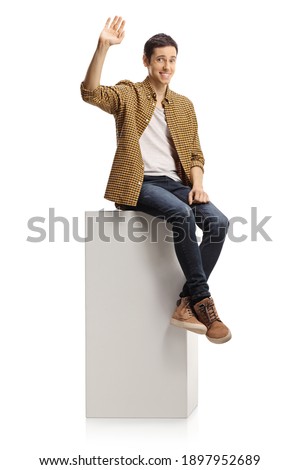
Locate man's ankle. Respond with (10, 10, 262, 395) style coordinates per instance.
(190, 295, 210, 307)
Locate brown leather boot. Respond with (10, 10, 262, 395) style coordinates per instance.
(192, 297, 232, 344)
(170, 297, 207, 334)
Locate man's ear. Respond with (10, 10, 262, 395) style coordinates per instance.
(143, 54, 149, 67)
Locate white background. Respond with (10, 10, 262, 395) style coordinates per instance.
(1, 0, 299, 468)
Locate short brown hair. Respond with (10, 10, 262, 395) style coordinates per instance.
(143, 33, 178, 61)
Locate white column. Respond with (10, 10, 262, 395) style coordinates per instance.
(85, 210, 198, 418)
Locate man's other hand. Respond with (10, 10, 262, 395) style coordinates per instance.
(188, 187, 209, 205)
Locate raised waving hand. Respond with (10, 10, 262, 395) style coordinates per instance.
(99, 16, 126, 46)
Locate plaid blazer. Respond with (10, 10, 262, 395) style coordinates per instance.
(80, 76, 205, 206)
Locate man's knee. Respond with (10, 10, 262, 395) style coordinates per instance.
(218, 214, 229, 232)
(195, 209, 228, 241)
(208, 213, 229, 242)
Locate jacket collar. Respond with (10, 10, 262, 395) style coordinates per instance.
(142, 76, 172, 104)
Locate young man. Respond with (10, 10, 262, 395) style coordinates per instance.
(81, 16, 231, 344)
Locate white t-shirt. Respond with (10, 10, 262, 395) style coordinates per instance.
(139, 106, 181, 181)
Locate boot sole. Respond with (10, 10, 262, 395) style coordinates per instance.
(206, 330, 232, 344)
(170, 318, 207, 334)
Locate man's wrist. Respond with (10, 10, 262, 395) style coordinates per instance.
(97, 39, 111, 51)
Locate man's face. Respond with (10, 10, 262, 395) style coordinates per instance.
(143, 46, 177, 87)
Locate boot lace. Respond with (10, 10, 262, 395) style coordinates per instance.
(178, 297, 194, 318)
(185, 299, 194, 319)
(198, 298, 220, 324)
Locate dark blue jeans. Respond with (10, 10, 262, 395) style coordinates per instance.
(120, 176, 229, 303)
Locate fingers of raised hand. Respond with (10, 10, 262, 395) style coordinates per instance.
(118, 20, 126, 35)
(106, 16, 125, 35)
(105, 17, 111, 28)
